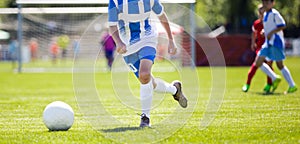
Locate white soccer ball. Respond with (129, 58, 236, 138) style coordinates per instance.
(43, 101, 74, 131)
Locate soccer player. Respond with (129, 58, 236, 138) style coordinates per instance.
(100, 30, 116, 71)
(255, 0, 297, 93)
(8, 36, 18, 69)
(50, 38, 59, 64)
(29, 38, 38, 62)
(108, 0, 188, 127)
(242, 5, 274, 93)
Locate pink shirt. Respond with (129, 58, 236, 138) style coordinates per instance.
(102, 34, 115, 51)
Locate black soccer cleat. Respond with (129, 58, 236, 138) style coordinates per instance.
(139, 113, 150, 128)
(172, 81, 188, 108)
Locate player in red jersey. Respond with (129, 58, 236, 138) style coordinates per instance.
(242, 5, 273, 93)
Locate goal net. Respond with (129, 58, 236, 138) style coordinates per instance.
(0, 0, 197, 72)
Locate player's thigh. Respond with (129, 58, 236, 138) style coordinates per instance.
(138, 47, 156, 82)
(139, 59, 153, 75)
(139, 59, 153, 83)
(256, 47, 269, 66)
(255, 56, 266, 67)
(123, 53, 140, 77)
(138, 46, 156, 73)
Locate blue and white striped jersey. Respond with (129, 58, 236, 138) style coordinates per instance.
(263, 8, 286, 49)
(108, 0, 164, 47)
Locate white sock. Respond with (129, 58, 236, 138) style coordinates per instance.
(281, 66, 295, 87)
(260, 63, 277, 81)
(153, 78, 177, 95)
(140, 79, 153, 118)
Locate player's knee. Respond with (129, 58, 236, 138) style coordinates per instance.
(276, 63, 284, 70)
(139, 72, 151, 84)
(255, 57, 264, 67)
(255, 61, 262, 67)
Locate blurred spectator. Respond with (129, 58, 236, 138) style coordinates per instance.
(72, 35, 80, 57)
(29, 38, 38, 62)
(49, 38, 59, 64)
(0, 44, 2, 60)
(57, 35, 70, 61)
(100, 30, 116, 71)
(8, 37, 18, 68)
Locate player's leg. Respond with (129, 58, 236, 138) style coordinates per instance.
(105, 51, 113, 70)
(242, 62, 258, 92)
(153, 78, 176, 94)
(153, 77, 187, 108)
(123, 50, 153, 127)
(263, 60, 273, 93)
(276, 61, 297, 93)
(108, 51, 114, 70)
(270, 45, 297, 93)
(139, 59, 153, 84)
(139, 58, 154, 127)
(137, 46, 157, 127)
(255, 56, 277, 80)
(256, 48, 281, 92)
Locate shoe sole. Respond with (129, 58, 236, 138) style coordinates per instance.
(173, 81, 188, 108)
(139, 124, 151, 128)
(179, 95, 188, 108)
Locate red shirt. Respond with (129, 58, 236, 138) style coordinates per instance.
(30, 41, 38, 52)
(252, 19, 265, 53)
(50, 42, 59, 55)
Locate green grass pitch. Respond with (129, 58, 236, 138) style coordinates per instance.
(0, 57, 299, 143)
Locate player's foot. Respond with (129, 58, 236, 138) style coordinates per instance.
(286, 86, 298, 93)
(172, 81, 188, 108)
(139, 113, 150, 128)
(263, 84, 272, 93)
(271, 75, 281, 92)
(242, 84, 250, 92)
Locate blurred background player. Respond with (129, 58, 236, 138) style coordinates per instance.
(100, 30, 116, 71)
(255, 0, 297, 93)
(49, 37, 59, 64)
(57, 35, 70, 62)
(8, 36, 18, 69)
(72, 35, 80, 57)
(242, 5, 273, 93)
(108, 0, 188, 127)
(29, 38, 38, 62)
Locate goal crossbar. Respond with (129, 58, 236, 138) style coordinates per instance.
(0, 7, 108, 14)
(16, 0, 196, 4)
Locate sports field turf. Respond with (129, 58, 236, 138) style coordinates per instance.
(0, 57, 299, 143)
